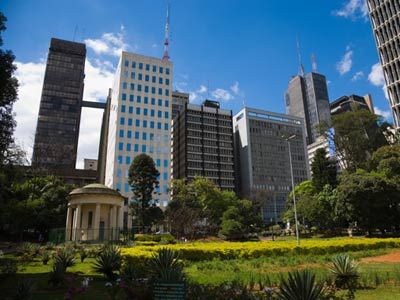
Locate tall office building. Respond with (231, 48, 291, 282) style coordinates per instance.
(105, 52, 173, 226)
(285, 71, 331, 145)
(233, 108, 310, 222)
(331, 94, 374, 116)
(172, 100, 235, 190)
(171, 91, 189, 120)
(367, 0, 400, 129)
(32, 38, 86, 170)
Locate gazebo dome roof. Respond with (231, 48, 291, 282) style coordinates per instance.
(69, 183, 123, 198)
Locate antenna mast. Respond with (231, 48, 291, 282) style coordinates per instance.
(162, 3, 170, 61)
(296, 36, 305, 76)
(311, 53, 317, 72)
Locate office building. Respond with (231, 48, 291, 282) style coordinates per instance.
(172, 100, 235, 190)
(105, 51, 173, 227)
(367, 0, 400, 129)
(171, 91, 189, 120)
(32, 38, 86, 170)
(233, 108, 310, 222)
(285, 71, 331, 144)
(331, 94, 374, 116)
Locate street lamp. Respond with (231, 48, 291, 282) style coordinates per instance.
(282, 134, 300, 246)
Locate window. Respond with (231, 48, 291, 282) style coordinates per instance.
(119, 130, 124, 137)
(117, 169, 122, 177)
(135, 131, 139, 139)
(158, 99, 162, 106)
(150, 121, 154, 128)
(118, 142, 123, 150)
(124, 71, 129, 77)
(166, 78, 170, 85)
(152, 76, 156, 83)
(137, 96, 141, 103)
(151, 109, 155, 117)
(151, 87, 156, 94)
(116, 182, 121, 191)
(158, 111, 162, 118)
(142, 145, 146, 153)
(136, 107, 140, 115)
(135, 119, 140, 127)
(145, 74, 149, 81)
(126, 156, 131, 164)
(158, 88, 162, 95)
(163, 184, 168, 192)
(165, 89, 169, 96)
(145, 64, 150, 71)
(164, 123, 169, 130)
(165, 112, 169, 119)
(121, 93, 127, 101)
(152, 65, 157, 72)
(143, 120, 147, 128)
(159, 66, 163, 73)
(132, 61, 136, 68)
(129, 94, 133, 102)
(138, 73, 142, 80)
(138, 84, 142, 92)
(143, 108, 148, 116)
(129, 106, 133, 114)
(127, 131, 132, 138)
(128, 118, 133, 126)
(122, 82, 127, 89)
(164, 159, 168, 167)
(149, 145, 154, 153)
(156, 159, 161, 167)
(144, 96, 148, 104)
(134, 144, 139, 152)
(145, 86, 149, 93)
(165, 100, 169, 107)
(151, 98, 156, 105)
(120, 117, 125, 125)
(127, 143, 131, 151)
(121, 105, 126, 113)
(125, 183, 130, 193)
(130, 83, 134, 90)
(118, 156, 123, 164)
(124, 60, 129, 67)
(131, 72, 135, 79)
(142, 132, 147, 140)
(139, 62, 143, 69)
(157, 122, 162, 129)
(150, 133, 154, 141)
(166, 68, 170, 75)
(159, 77, 163, 84)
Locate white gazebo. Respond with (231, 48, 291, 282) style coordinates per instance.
(65, 183, 125, 242)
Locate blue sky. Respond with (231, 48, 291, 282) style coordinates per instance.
(1, 0, 391, 167)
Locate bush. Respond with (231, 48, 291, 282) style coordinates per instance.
(54, 248, 76, 271)
(93, 244, 121, 280)
(278, 270, 325, 300)
(219, 219, 244, 237)
(330, 254, 359, 299)
(41, 251, 51, 265)
(79, 248, 88, 263)
(48, 262, 65, 287)
(0, 258, 17, 279)
(135, 233, 176, 244)
(13, 279, 34, 300)
(148, 248, 184, 282)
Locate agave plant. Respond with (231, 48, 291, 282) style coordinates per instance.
(41, 251, 51, 265)
(48, 262, 65, 287)
(14, 279, 34, 300)
(148, 248, 184, 282)
(278, 270, 325, 300)
(54, 248, 76, 271)
(329, 254, 359, 299)
(92, 244, 121, 280)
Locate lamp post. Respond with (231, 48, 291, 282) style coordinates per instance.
(282, 134, 300, 246)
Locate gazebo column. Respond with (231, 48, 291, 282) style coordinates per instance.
(119, 205, 124, 229)
(65, 206, 72, 241)
(94, 203, 101, 241)
(72, 204, 82, 241)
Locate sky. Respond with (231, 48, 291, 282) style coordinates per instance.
(1, 0, 391, 168)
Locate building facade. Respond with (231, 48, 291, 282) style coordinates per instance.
(367, 0, 400, 129)
(331, 94, 374, 116)
(233, 108, 310, 223)
(172, 100, 235, 190)
(32, 38, 86, 170)
(171, 91, 189, 120)
(105, 52, 173, 228)
(285, 72, 331, 145)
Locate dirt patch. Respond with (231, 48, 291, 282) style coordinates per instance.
(362, 251, 400, 263)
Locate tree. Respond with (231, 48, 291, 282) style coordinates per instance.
(311, 148, 337, 191)
(128, 154, 160, 231)
(0, 12, 18, 165)
(369, 145, 400, 179)
(320, 109, 387, 171)
(336, 171, 400, 233)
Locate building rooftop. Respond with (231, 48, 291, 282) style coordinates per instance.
(69, 183, 123, 198)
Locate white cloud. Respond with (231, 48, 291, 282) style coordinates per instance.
(211, 88, 233, 101)
(368, 63, 385, 86)
(351, 71, 364, 81)
(84, 25, 131, 57)
(374, 106, 392, 119)
(333, 0, 369, 20)
(197, 85, 207, 94)
(336, 46, 353, 75)
(189, 92, 198, 103)
(230, 81, 240, 95)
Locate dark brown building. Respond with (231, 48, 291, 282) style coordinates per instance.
(32, 38, 86, 170)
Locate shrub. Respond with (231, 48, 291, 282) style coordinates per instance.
(41, 251, 51, 265)
(54, 248, 76, 271)
(148, 248, 184, 282)
(0, 258, 17, 279)
(278, 270, 325, 300)
(48, 262, 65, 287)
(13, 279, 34, 300)
(18, 242, 34, 256)
(330, 254, 359, 299)
(79, 248, 88, 263)
(135, 233, 176, 244)
(93, 244, 121, 280)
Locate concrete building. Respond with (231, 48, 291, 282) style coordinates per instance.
(331, 94, 374, 116)
(172, 100, 235, 190)
(285, 72, 331, 145)
(367, 0, 400, 129)
(105, 51, 173, 228)
(233, 107, 310, 223)
(32, 38, 86, 170)
(171, 91, 189, 120)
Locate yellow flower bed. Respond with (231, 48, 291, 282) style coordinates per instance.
(121, 238, 400, 262)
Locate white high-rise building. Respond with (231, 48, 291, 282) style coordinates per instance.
(105, 51, 173, 228)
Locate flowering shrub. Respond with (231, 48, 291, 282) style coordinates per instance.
(122, 238, 400, 262)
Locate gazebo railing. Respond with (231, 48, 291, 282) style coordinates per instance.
(49, 227, 130, 244)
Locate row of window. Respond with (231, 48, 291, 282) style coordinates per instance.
(122, 82, 170, 96)
(118, 133, 169, 143)
(118, 121, 169, 132)
(119, 109, 169, 121)
(121, 94, 169, 107)
(117, 143, 170, 155)
(116, 181, 169, 193)
(123, 60, 170, 75)
(122, 71, 170, 85)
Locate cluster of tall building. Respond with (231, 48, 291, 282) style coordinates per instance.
(31, 4, 398, 227)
